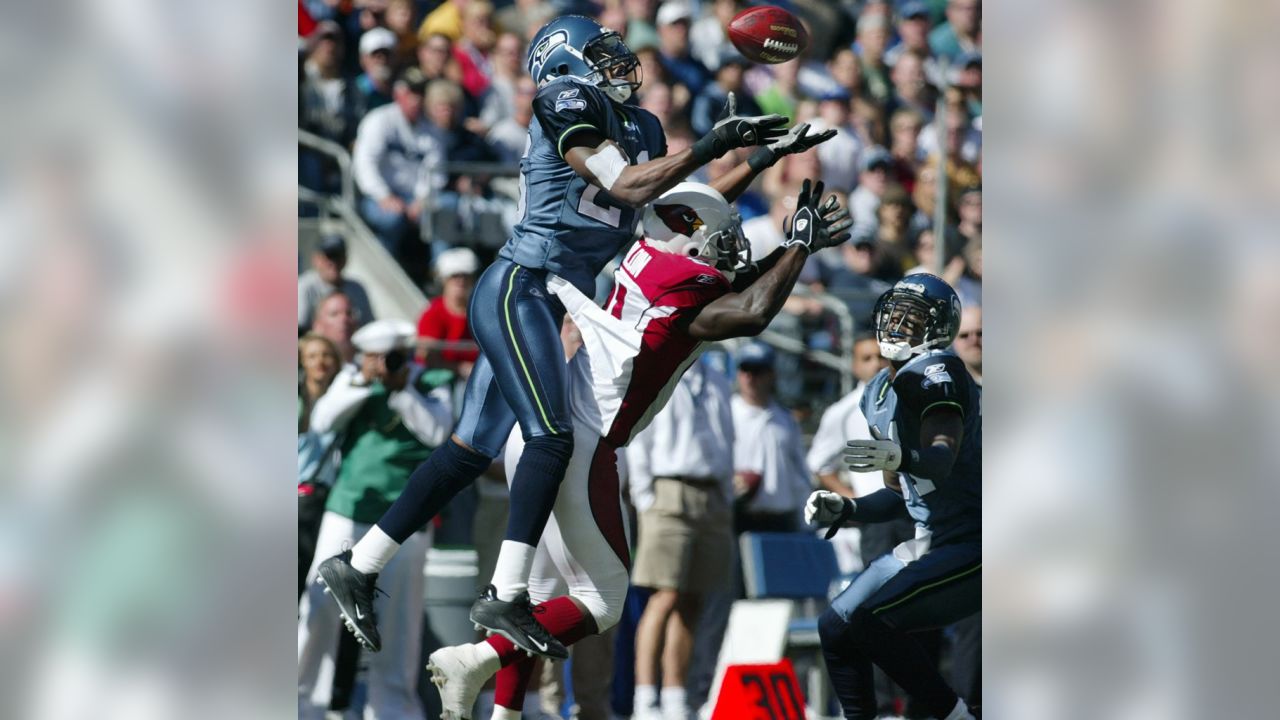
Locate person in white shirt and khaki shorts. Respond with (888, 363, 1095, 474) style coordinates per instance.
(627, 360, 736, 720)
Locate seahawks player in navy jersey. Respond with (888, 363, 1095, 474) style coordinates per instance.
(316, 15, 835, 661)
(807, 274, 981, 720)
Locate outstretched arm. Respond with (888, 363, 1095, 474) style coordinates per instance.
(561, 92, 788, 208)
(710, 122, 836, 203)
(683, 245, 810, 340)
(564, 133, 706, 208)
(683, 179, 852, 341)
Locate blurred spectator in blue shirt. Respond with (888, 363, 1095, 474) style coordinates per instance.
(690, 49, 760, 137)
(885, 2, 945, 86)
(928, 0, 981, 63)
(657, 2, 711, 95)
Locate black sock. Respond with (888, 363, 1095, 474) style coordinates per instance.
(819, 607, 879, 720)
(379, 439, 491, 543)
(848, 608, 959, 718)
(503, 434, 574, 546)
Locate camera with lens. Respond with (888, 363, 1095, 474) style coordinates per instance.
(384, 348, 408, 374)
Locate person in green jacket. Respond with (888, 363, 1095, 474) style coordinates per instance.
(298, 318, 455, 720)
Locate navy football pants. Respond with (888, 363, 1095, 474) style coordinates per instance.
(819, 541, 981, 719)
(375, 259, 576, 545)
(455, 258, 574, 455)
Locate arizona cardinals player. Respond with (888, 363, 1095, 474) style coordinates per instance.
(427, 179, 852, 720)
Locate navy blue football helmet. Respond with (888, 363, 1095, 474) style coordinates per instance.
(872, 273, 962, 361)
(526, 16, 642, 103)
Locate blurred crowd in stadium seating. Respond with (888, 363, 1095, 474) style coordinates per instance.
(299, 0, 980, 717)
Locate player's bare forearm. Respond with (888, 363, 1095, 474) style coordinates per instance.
(564, 135, 702, 208)
(708, 159, 762, 203)
(607, 148, 706, 206)
(684, 246, 808, 340)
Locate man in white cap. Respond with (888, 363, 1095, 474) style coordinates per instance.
(298, 319, 456, 720)
(355, 26, 397, 116)
(416, 247, 481, 377)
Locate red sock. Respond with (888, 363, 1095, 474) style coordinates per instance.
(493, 655, 536, 711)
(484, 596, 590, 667)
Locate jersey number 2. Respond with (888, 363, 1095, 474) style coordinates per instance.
(576, 150, 649, 227)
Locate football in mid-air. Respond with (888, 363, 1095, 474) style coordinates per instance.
(727, 5, 809, 64)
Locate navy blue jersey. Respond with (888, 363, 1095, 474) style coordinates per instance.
(499, 77, 667, 294)
(861, 350, 981, 545)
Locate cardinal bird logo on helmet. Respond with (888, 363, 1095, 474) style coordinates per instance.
(654, 204, 705, 236)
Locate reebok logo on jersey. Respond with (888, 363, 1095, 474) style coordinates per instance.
(696, 274, 719, 284)
(921, 363, 952, 388)
(557, 88, 580, 100)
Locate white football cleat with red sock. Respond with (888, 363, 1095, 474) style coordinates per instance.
(427, 643, 501, 720)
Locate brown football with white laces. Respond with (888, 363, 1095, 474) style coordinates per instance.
(727, 5, 809, 64)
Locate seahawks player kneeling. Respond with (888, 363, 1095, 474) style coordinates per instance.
(807, 275, 981, 720)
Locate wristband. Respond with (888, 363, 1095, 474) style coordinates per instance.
(824, 498, 855, 539)
(748, 147, 776, 172)
(691, 135, 722, 165)
(897, 447, 919, 474)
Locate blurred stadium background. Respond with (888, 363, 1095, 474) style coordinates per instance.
(1, 0, 1277, 719)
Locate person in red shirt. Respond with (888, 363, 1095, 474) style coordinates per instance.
(416, 247, 480, 377)
(453, 1, 497, 100)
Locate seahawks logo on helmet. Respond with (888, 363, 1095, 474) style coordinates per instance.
(653, 204, 705, 236)
(529, 30, 570, 82)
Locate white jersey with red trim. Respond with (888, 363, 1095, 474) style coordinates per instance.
(547, 239, 732, 448)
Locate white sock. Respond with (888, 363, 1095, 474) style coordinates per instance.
(660, 686, 687, 720)
(634, 684, 657, 712)
(491, 540, 537, 601)
(490, 705, 521, 720)
(471, 639, 502, 676)
(942, 697, 974, 720)
(350, 524, 400, 575)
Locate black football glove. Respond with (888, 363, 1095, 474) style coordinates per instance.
(748, 122, 838, 172)
(781, 179, 854, 253)
(691, 92, 789, 164)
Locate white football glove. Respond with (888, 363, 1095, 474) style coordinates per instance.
(805, 490, 853, 526)
(844, 438, 904, 472)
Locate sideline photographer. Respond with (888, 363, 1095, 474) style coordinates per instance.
(298, 319, 455, 720)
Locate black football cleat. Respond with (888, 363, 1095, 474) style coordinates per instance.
(469, 584, 568, 660)
(316, 550, 385, 652)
